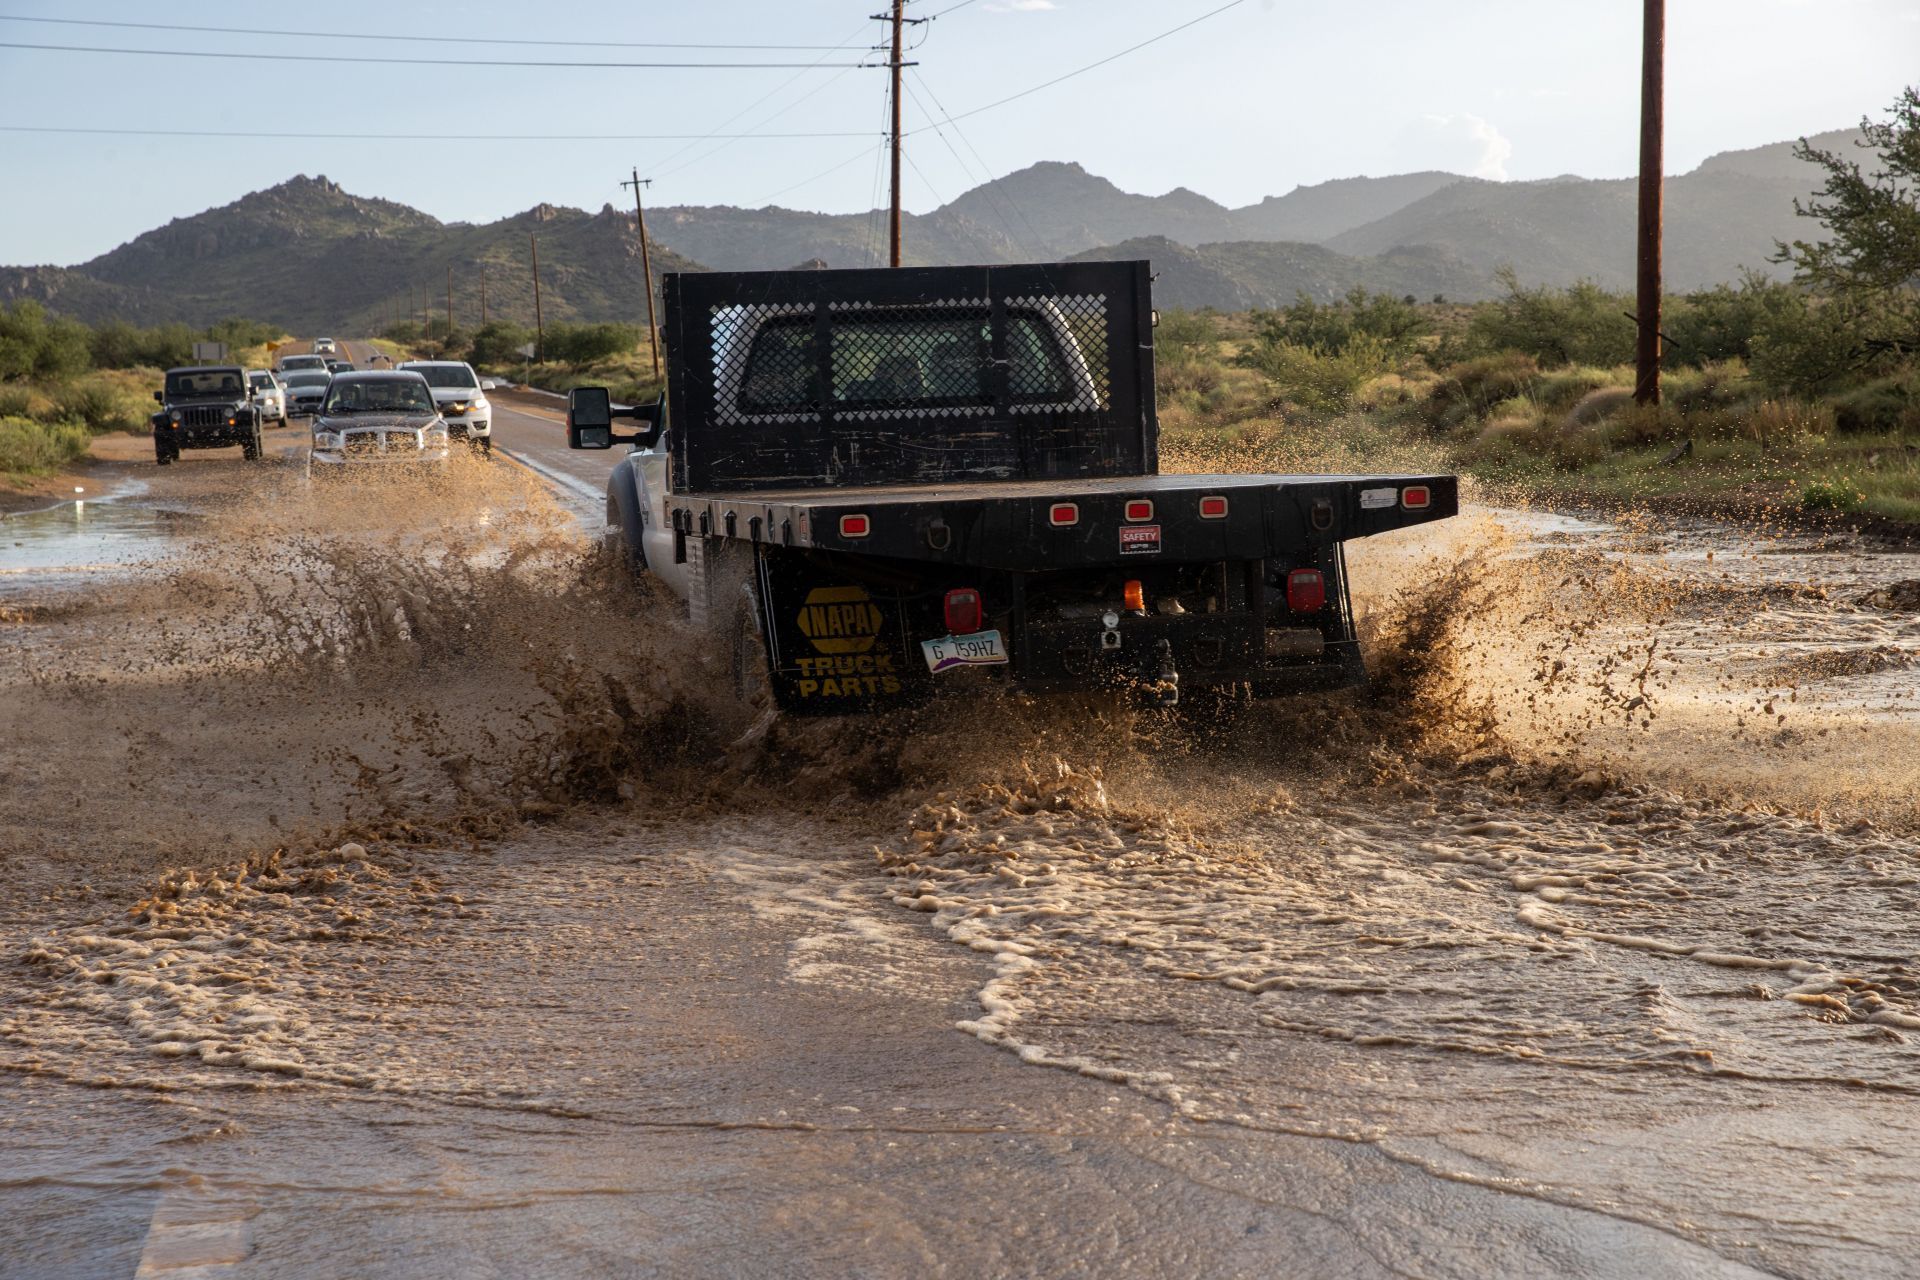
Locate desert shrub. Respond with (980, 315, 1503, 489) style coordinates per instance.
(203, 317, 281, 351)
(541, 323, 643, 365)
(1826, 374, 1915, 433)
(0, 300, 91, 381)
(1249, 288, 1428, 358)
(1665, 276, 1809, 365)
(50, 372, 151, 433)
(1660, 360, 1753, 413)
(0, 385, 34, 417)
(1463, 270, 1636, 368)
(1529, 364, 1629, 414)
(1747, 294, 1913, 397)
(1562, 385, 1634, 429)
(1745, 399, 1837, 448)
(1800, 477, 1864, 511)
(0, 415, 90, 475)
(1426, 352, 1539, 425)
(88, 319, 192, 370)
(1238, 334, 1391, 415)
(469, 320, 537, 368)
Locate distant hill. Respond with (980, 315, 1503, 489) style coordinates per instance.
(1, 176, 704, 335)
(1068, 236, 1497, 309)
(1328, 128, 1863, 290)
(0, 126, 1864, 330)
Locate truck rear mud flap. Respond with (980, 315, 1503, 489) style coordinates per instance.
(753, 551, 1368, 717)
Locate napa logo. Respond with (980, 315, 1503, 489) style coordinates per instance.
(796, 585, 885, 655)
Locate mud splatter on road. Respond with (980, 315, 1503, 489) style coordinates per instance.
(2, 442, 1917, 1275)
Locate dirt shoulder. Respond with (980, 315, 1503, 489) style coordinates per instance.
(0, 432, 155, 515)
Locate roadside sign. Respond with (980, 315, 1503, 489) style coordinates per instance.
(516, 342, 537, 359)
(192, 341, 228, 362)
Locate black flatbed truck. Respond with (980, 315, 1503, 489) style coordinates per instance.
(566, 260, 1456, 716)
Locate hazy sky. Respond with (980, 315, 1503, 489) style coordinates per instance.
(1, 0, 1914, 266)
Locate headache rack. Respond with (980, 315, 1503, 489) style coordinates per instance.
(661, 261, 1159, 494)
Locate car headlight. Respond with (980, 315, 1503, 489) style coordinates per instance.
(168, 409, 181, 422)
(313, 431, 341, 449)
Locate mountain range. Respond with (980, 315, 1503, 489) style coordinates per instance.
(0, 129, 1857, 332)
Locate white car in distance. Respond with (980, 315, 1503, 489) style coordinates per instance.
(398, 360, 492, 454)
(312, 337, 338, 355)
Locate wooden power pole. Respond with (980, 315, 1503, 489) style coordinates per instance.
(530, 234, 545, 361)
(1635, 0, 1665, 406)
(887, 0, 906, 267)
(446, 265, 454, 337)
(480, 265, 488, 327)
(621, 169, 662, 379)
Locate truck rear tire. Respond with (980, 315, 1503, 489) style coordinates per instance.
(243, 429, 262, 461)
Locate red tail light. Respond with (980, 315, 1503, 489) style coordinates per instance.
(944, 587, 983, 634)
(1401, 485, 1431, 510)
(1049, 502, 1079, 527)
(1286, 568, 1326, 612)
(1124, 499, 1154, 522)
(839, 513, 870, 538)
(1198, 495, 1229, 519)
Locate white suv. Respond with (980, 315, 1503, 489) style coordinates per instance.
(247, 369, 288, 427)
(312, 337, 338, 355)
(397, 360, 491, 452)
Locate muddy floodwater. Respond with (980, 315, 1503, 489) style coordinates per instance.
(2, 445, 1917, 1278)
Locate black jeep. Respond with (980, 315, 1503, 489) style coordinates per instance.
(150, 366, 263, 465)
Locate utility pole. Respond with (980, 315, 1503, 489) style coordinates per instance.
(530, 233, 545, 361)
(621, 168, 662, 379)
(1635, 0, 1664, 406)
(446, 265, 454, 337)
(871, 2, 921, 267)
(888, 0, 905, 267)
(480, 265, 488, 327)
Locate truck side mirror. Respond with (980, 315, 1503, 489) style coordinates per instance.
(567, 386, 613, 449)
(153, 390, 165, 404)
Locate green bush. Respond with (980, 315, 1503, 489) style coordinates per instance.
(88, 319, 193, 370)
(0, 385, 33, 417)
(0, 415, 90, 476)
(50, 374, 150, 433)
(0, 300, 91, 381)
(1665, 276, 1809, 365)
(1238, 335, 1391, 415)
(1800, 477, 1864, 511)
(1426, 352, 1540, 425)
(1464, 270, 1636, 368)
(1250, 288, 1427, 358)
(1826, 375, 1916, 433)
(1747, 297, 1884, 397)
(469, 320, 537, 368)
(543, 322, 643, 365)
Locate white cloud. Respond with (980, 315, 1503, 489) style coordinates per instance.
(985, 0, 1057, 11)
(1395, 113, 1514, 181)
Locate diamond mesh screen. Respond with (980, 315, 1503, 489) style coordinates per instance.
(668, 261, 1152, 491)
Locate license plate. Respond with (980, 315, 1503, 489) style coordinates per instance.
(921, 629, 1009, 673)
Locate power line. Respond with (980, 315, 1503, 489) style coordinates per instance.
(908, 0, 1250, 131)
(0, 125, 871, 142)
(0, 13, 857, 51)
(0, 40, 879, 69)
(903, 72, 1043, 258)
(914, 0, 982, 19)
(644, 20, 875, 179)
(653, 60, 867, 180)
(753, 140, 890, 207)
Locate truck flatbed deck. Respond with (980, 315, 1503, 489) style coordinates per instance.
(665, 472, 1458, 571)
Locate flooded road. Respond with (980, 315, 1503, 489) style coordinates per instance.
(2, 439, 1917, 1277)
